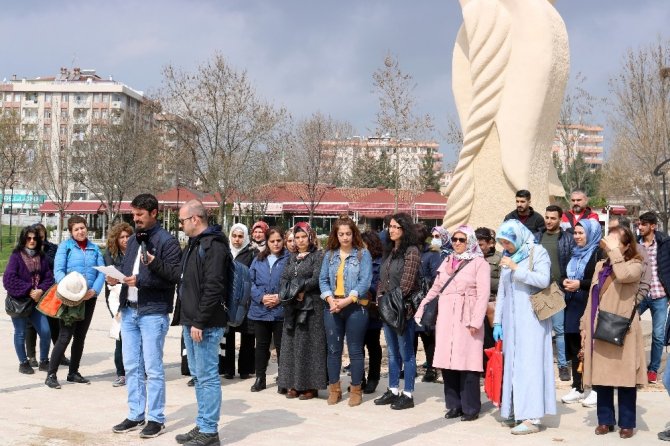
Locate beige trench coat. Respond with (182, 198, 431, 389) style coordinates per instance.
(580, 247, 647, 387)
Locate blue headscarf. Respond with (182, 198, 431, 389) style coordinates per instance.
(496, 220, 535, 264)
(566, 219, 602, 280)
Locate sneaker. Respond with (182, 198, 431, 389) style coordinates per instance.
(176, 426, 199, 444)
(112, 418, 146, 433)
(511, 420, 540, 435)
(187, 377, 196, 387)
(558, 366, 571, 382)
(45, 373, 61, 389)
(38, 360, 49, 372)
(67, 372, 90, 384)
(373, 389, 398, 406)
(28, 357, 38, 368)
(648, 370, 658, 384)
(658, 429, 670, 441)
(19, 361, 35, 375)
(184, 432, 220, 446)
(422, 368, 437, 383)
(139, 421, 165, 438)
(390, 393, 415, 410)
(582, 390, 597, 408)
(561, 388, 584, 404)
(112, 376, 126, 387)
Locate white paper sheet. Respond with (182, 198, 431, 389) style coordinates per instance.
(93, 265, 127, 282)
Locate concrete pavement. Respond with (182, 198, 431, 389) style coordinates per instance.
(1, 291, 669, 446)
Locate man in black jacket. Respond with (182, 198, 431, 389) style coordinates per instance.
(148, 199, 228, 446)
(111, 194, 182, 439)
(503, 189, 545, 233)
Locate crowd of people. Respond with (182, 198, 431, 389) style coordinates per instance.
(4, 189, 670, 444)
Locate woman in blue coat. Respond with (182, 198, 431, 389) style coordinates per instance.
(248, 227, 290, 393)
(45, 216, 105, 389)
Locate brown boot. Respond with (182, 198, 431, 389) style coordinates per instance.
(349, 384, 363, 407)
(327, 381, 342, 405)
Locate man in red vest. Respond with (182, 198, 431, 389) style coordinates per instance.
(560, 189, 599, 231)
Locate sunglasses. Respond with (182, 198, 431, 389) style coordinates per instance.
(27, 236, 37, 241)
(451, 236, 467, 243)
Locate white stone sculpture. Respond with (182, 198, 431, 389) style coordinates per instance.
(443, 0, 568, 232)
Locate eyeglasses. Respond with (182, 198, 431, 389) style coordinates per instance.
(26, 236, 37, 241)
(178, 215, 194, 225)
(451, 236, 467, 243)
(389, 224, 402, 230)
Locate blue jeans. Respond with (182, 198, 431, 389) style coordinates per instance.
(183, 326, 224, 434)
(551, 309, 567, 368)
(324, 304, 369, 385)
(638, 295, 668, 372)
(383, 322, 416, 392)
(593, 385, 637, 429)
(11, 311, 51, 363)
(121, 307, 169, 424)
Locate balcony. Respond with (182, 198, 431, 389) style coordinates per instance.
(73, 117, 89, 125)
(110, 101, 125, 109)
(22, 100, 38, 107)
(22, 116, 38, 124)
(73, 100, 91, 108)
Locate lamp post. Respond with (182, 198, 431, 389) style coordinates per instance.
(8, 183, 15, 244)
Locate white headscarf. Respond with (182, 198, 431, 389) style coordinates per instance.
(451, 225, 484, 260)
(229, 223, 250, 259)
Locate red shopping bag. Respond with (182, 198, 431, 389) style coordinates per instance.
(484, 340, 503, 407)
(36, 284, 62, 318)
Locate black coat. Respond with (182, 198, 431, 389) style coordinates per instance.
(233, 244, 257, 268)
(504, 207, 546, 233)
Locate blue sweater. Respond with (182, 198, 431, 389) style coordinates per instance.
(248, 250, 289, 321)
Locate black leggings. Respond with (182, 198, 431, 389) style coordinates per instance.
(364, 328, 382, 381)
(254, 320, 283, 377)
(413, 330, 435, 368)
(48, 299, 96, 376)
(220, 323, 255, 376)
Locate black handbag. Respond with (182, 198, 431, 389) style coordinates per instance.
(419, 260, 471, 330)
(5, 295, 36, 318)
(280, 261, 304, 303)
(593, 306, 637, 346)
(408, 276, 431, 312)
(378, 287, 407, 335)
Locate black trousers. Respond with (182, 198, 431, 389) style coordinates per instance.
(114, 337, 125, 377)
(220, 323, 255, 376)
(253, 320, 283, 377)
(26, 316, 60, 357)
(364, 328, 382, 381)
(442, 369, 482, 416)
(413, 330, 436, 367)
(48, 298, 96, 376)
(565, 332, 583, 391)
(482, 316, 495, 372)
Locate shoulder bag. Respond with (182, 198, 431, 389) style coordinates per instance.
(593, 271, 636, 346)
(5, 295, 36, 318)
(419, 259, 472, 330)
(528, 246, 566, 321)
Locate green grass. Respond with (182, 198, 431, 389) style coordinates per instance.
(0, 224, 21, 272)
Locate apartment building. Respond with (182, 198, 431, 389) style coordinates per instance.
(551, 123, 604, 171)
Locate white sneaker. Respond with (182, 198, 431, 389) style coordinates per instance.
(561, 388, 584, 404)
(582, 390, 597, 407)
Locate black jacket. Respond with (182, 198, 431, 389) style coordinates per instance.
(504, 207, 546, 233)
(233, 244, 257, 268)
(150, 226, 229, 329)
(119, 223, 182, 315)
(644, 231, 670, 295)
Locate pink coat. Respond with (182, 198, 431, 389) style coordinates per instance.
(416, 256, 490, 372)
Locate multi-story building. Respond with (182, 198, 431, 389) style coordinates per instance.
(552, 123, 604, 171)
(326, 135, 442, 189)
(0, 67, 149, 200)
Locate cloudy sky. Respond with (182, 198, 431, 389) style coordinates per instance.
(2, 0, 668, 162)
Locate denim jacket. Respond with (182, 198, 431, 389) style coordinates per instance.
(319, 247, 372, 300)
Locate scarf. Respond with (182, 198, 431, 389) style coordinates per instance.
(229, 223, 250, 259)
(21, 249, 42, 289)
(496, 219, 535, 264)
(431, 226, 453, 257)
(451, 225, 483, 260)
(566, 219, 602, 280)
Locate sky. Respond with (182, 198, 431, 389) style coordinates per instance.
(2, 0, 669, 164)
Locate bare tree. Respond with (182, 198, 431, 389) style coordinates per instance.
(600, 40, 670, 230)
(0, 112, 29, 250)
(372, 53, 434, 209)
(159, 53, 287, 230)
(73, 115, 162, 230)
(291, 112, 351, 225)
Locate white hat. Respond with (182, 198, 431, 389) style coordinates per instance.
(57, 271, 88, 307)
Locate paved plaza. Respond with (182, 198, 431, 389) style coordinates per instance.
(1, 285, 668, 446)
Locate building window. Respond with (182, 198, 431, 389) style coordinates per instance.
(44, 110, 52, 119)
(61, 93, 69, 102)
(93, 93, 102, 102)
(60, 110, 68, 119)
(101, 93, 109, 103)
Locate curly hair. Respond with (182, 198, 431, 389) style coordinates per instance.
(14, 226, 43, 254)
(361, 230, 383, 259)
(387, 213, 417, 257)
(325, 216, 365, 252)
(107, 222, 134, 259)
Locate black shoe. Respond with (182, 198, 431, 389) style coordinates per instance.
(363, 379, 379, 394)
(222, 373, 234, 380)
(558, 366, 571, 382)
(461, 413, 479, 422)
(277, 387, 288, 394)
(176, 426, 200, 444)
(251, 376, 266, 392)
(45, 373, 61, 389)
(391, 393, 415, 410)
(422, 368, 437, 383)
(399, 370, 405, 379)
(187, 378, 196, 387)
(659, 429, 670, 441)
(67, 372, 90, 384)
(113, 418, 146, 433)
(19, 361, 35, 375)
(184, 432, 220, 446)
(374, 389, 399, 405)
(139, 421, 165, 438)
(239, 373, 252, 380)
(38, 360, 49, 372)
(60, 356, 71, 366)
(445, 408, 463, 419)
(28, 357, 38, 368)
